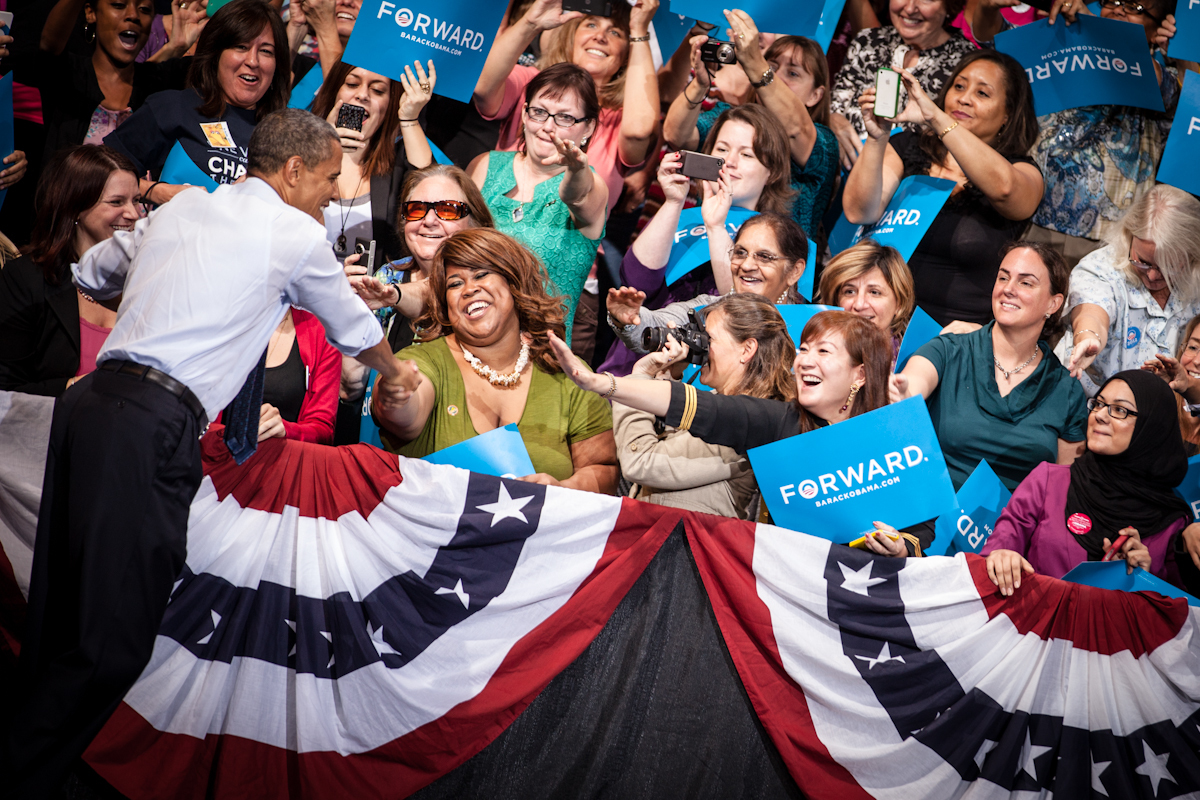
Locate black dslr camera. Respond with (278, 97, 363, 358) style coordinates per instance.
(642, 308, 710, 366)
(699, 38, 737, 65)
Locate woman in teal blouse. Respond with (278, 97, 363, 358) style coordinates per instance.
(891, 241, 1088, 490)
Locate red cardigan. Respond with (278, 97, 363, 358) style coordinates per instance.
(284, 309, 341, 444)
(214, 309, 341, 444)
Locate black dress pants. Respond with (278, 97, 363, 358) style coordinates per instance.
(2, 369, 204, 798)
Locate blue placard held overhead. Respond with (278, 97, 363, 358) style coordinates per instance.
(1062, 562, 1200, 607)
(926, 460, 1013, 557)
(160, 141, 220, 192)
(342, 0, 509, 104)
(748, 396, 957, 542)
(288, 64, 326, 110)
(995, 15, 1163, 115)
(665, 206, 756, 285)
(798, 238, 818, 300)
(1156, 71, 1200, 197)
(894, 306, 942, 372)
(1173, 453, 1200, 522)
(670, 0, 821, 34)
(776, 304, 841, 345)
(1171, 0, 1200, 63)
(812, 0, 849, 51)
(828, 176, 955, 262)
(653, 8, 695, 60)
(423, 423, 537, 479)
(0, 74, 12, 213)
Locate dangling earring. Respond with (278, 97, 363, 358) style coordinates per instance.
(85, 23, 95, 43)
(580, 136, 589, 146)
(840, 383, 861, 413)
(777, 288, 789, 304)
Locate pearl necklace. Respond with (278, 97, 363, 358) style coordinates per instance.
(460, 339, 530, 387)
(994, 347, 1040, 381)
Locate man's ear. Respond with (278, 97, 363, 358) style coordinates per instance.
(282, 155, 304, 187)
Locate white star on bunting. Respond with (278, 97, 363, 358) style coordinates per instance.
(838, 561, 887, 596)
(320, 630, 334, 669)
(436, 578, 471, 609)
(285, 619, 297, 657)
(854, 641, 906, 669)
(476, 484, 533, 527)
(196, 609, 221, 645)
(1134, 740, 1174, 796)
(973, 738, 999, 772)
(1017, 729, 1051, 782)
(367, 621, 401, 657)
(1091, 756, 1111, 796)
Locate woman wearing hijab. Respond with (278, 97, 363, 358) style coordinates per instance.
(982, 369, 1193, 596)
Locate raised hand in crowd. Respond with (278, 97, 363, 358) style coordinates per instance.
(397, 59, 436, 168)
(628, 330, 687, 379)
(1047, 0, 1094, 25)
(300, 0, 345, 74)
(151, 0, 209, 62)
(971, 0, 1027, 44)
(1067, 333, 1103, 379)
(1142, 352, 1200, 399)
(606, 286, 647, 327)
(700, 167, 737, 293)
(0, 151, 28, 191)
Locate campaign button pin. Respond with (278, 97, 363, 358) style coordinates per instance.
(1067, 513, 1092, 535)
(447, 405, 459, 416)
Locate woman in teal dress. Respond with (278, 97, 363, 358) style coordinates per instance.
(467, 63, 608, 341)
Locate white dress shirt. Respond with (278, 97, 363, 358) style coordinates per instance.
(74, 178, 383, 419)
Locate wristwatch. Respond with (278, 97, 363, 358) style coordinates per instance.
(751, 66, 775, 88)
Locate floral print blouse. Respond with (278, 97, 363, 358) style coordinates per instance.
(829, 25, 977, 137)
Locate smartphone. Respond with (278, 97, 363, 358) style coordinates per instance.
(678, 150, 725, 182)
(0, 11, 13, 36)
(1101, 534, 1130, 562)
(562, 0, 612, 15)
(336, 103, 366, 133)
(354, 239, 377, 272)
(874, 68, 901, 120)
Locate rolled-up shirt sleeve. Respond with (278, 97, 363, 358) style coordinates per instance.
(286, 242, 383, 357)
(72, 219, 149, 300)
(1063, 248, 1122, 330)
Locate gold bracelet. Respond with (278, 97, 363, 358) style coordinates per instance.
(937, 120, 959, 138)
(1075, 328, 1102, 342)
(628, 34, 650, 43)
(600, 371, 618, 399)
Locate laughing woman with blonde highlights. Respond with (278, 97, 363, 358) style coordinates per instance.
(372, 228, 617, 493)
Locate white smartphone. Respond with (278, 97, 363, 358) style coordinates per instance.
(0, 12, 13, 36)
(874, 68, 900, 120)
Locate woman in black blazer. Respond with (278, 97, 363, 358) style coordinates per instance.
(310, 60, 436, 263)
(0, 146, 140, 397)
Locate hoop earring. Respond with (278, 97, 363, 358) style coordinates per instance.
(85, 23, 95, 43)
(840, 383, 861, 414)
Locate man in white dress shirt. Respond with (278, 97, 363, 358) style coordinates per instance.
(2, 109, 420, 798)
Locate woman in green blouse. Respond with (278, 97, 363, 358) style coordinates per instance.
(372, 228, 617, 493)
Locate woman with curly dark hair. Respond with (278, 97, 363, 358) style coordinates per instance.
(372, 227, 617, 493)
(104, 0, 290, 204)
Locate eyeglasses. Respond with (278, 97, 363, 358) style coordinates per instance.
(402, 200, 470, 222)
(1128, 241, 1158, 273)
(524, 105, 590, 128)
(1087, 397, 1139, 420)
(729, 246, 785, 267)
(1099, 0, 1161, 21)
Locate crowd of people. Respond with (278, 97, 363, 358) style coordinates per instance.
(2, 0, 1200, 793)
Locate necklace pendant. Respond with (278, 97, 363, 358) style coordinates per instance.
(336, 234, 347, 252)
(511, 206, 524, 223)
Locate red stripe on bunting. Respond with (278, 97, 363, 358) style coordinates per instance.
(965, 553, 1189, 658)
(86, 498, 679, 800)
(684, 515, 875, 800)
(200, 429, 403, 520)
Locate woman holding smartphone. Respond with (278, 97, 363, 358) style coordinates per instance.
(843, 50, 1043, 326)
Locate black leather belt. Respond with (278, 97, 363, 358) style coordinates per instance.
(98, 360, 208, 428)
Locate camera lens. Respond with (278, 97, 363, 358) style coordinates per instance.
(718, 43, 735, 62)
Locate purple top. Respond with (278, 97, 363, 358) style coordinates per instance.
(597, 249, 718, 376)
(982, 462, 1186, 583)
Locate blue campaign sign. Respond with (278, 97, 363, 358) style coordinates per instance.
(1156, 71, 1200, 197)
(670, 0, 821, 35)
(0, 74, 12, 213)
(360, 369, 385, 449)
(748, 396, 957, 542)
(926, 460, 1013, 557)
(1173, 453, 1200, 522)
(653, 8, 695, 60)
(423, 423, 537, 479)
(288, 65, 326, 110)
(342, 0, 508, 104)
(776, 304, 840, 345)
(665, 206, 756, 285)
(995, 15, 1162, 115)
(1062, 562, 1200, 607)
(798, 238, 817, 300)
(894, 306, 941, 372)
(812, 0, 849, 51)
(827, 176, 955, 262)
(1172, 0, 1200, 63)
(160, 141, 219, 192)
